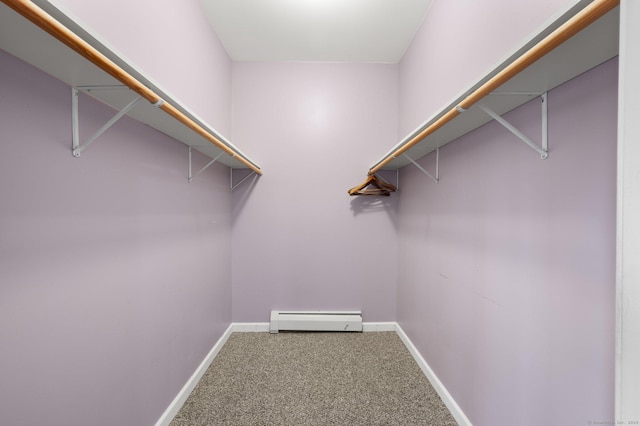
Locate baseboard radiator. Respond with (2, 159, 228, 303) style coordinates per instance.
(269, 310, 363, 333)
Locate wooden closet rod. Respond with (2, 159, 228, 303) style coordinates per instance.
(369, 0, 619, 176)
(2, 0, 262, 175)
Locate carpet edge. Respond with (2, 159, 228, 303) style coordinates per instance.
(394, 323, 473, 426)
(154, 324, 234, 426)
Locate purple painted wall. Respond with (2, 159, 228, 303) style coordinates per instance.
(1, 2, 234, 423)
(397, 2, 617, 423)
(230, 62, 398, 322)
(396, 56, 617, 425)
(399, 0, 578, 137)
(0, 47, 231, 426)
(53, 0, 232, 136)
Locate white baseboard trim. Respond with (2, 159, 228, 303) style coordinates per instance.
(154, 324, 234, 426)
(362, 321, 397, 332)
(231, 322, 270, 332)
(230, 321, 396, 333)
(394, 324, 472, 426)
(156, 321, 470, 426)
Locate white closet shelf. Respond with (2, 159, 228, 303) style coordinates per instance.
(370, 0, 619, 174)
(0, 0, 261, 174)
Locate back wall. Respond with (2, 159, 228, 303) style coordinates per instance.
(230, 62, 399, 322)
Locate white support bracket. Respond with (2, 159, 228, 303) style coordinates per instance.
(71, 86, 141, 157)
(188, 147, 224, 183)
(474, 92, 548, 159)
(403, 148, 439, 183)
(230, 169, 257, 191)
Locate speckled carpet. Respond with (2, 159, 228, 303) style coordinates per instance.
(170, 331, 457, 425)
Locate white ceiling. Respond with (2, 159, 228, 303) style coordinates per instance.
(201, 0, 433, 63)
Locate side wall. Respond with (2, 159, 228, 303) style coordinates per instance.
(51, 0, 232, 137)
(399, 0, 581, 137)
(0, 46, 231, 426)
(397, 2, 617, 424)
(1, 2, 234, 424)
(230, 62, 398, 322)
(397, 38, 617, 426)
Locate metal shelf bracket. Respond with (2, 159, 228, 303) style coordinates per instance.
(188, 148, 259, 189)
(475, 92, 548, 159)
(188, 147, 224, 183)
(71, 86, 141, 157)
(403, 148, 439, 183)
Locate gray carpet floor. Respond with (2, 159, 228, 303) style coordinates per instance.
(170, 331, 457, 425)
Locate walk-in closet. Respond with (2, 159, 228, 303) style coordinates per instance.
(1, 0, 638, 425)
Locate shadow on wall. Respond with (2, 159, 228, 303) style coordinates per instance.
(231, 170, 260, 224)
(350, 195, 396, 216)
(349, 190, 399, 232)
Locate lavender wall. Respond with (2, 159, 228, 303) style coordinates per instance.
(230, 62, 398, 322)
(397, 2, 617, 423)
(53, 0, 232, 136)
(1, 2, 234, 423)
(0, 48, 232, 426)
(396, 56, 617, 425)
(399, 0, 578, 137)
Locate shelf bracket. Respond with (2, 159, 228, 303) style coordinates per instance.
(71, 86, 141, 157)
(475, 92, 548, 159)
(230, 169, 257, 191)
(188, 147, 224, 183)
(403, 148, 439, 183)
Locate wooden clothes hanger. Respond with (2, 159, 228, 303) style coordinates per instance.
(348, 174, 397, 196)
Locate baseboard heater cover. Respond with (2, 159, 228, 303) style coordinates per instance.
(269, 310, 363, 333)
